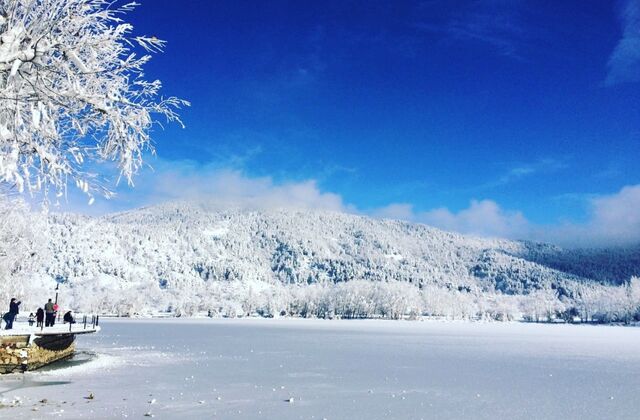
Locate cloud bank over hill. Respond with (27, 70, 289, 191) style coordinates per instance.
(60, 159, 354, 216)
(377, 186, 640, 248)
(142, 162, 350, 213)
(57, 158, 640, 248)
(375, 200, 531, 241)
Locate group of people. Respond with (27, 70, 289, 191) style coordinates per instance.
(2, 298, 75, 330)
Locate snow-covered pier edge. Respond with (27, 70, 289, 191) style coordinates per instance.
(0, 325, 100, 374)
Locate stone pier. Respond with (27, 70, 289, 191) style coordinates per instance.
(0, 327, 98, 374)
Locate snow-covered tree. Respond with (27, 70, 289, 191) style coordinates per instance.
(0, 0, 188, 200)
(0, 197, 53, 308)
(627, 276, 640, 321)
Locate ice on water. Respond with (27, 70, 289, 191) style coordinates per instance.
(1, 318, 640, 419)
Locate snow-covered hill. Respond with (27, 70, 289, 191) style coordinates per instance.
(3, 201, 639, 319)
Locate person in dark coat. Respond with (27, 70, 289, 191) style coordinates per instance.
(63, 310, 75, 324)
(36, 307, 45, 328)
(4, 298, 21, 330)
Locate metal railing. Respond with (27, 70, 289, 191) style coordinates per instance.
(1, 314, 100, 333)
(50, 314, 100, 332)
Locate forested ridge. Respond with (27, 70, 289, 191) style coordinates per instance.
(2, 201, 639, 322)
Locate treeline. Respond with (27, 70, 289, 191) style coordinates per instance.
(90, 277, 640, 325)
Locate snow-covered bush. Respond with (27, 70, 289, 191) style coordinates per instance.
(0, 0, 188, 200)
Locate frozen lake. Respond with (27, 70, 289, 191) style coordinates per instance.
(1, 318, 640, 419)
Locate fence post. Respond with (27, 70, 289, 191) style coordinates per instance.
(96, 315, 99, 327)
(83, 315, 87, 329)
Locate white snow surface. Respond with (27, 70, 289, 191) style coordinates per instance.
(1, 318, 639, 419)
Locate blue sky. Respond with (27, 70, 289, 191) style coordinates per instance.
(73, 0, 640, 246)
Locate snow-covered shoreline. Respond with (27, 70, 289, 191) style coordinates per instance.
(96, 313, 640, 329)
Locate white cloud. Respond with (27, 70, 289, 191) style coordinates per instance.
(376, 200, 531, 240)
(606, 0, 640, 85)
(416, 0, 529, 59)
(62, 159, 352, 215)
(541, 184, 640, 247)
(492, 158, 567, 187)
(420, 200, 531, 239)
(376, 185, 640, 248)
(591, 184, 640, 236)
(149, 163, 349, 212)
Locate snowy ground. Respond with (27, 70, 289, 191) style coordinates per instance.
(1, 318, 639, 419)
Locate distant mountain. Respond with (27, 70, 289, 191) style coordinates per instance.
(3, 201, 639, 318)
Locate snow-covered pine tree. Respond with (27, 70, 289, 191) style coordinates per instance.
(0, 0, 188, 201)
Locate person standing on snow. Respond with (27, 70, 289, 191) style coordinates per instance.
(36, 307, 45, 328)
(3, 298, 21, 330)
(44, 299, 55, 327)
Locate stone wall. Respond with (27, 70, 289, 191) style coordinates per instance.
(0, 335, 75, 374)
(26, 341, 76, 371)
